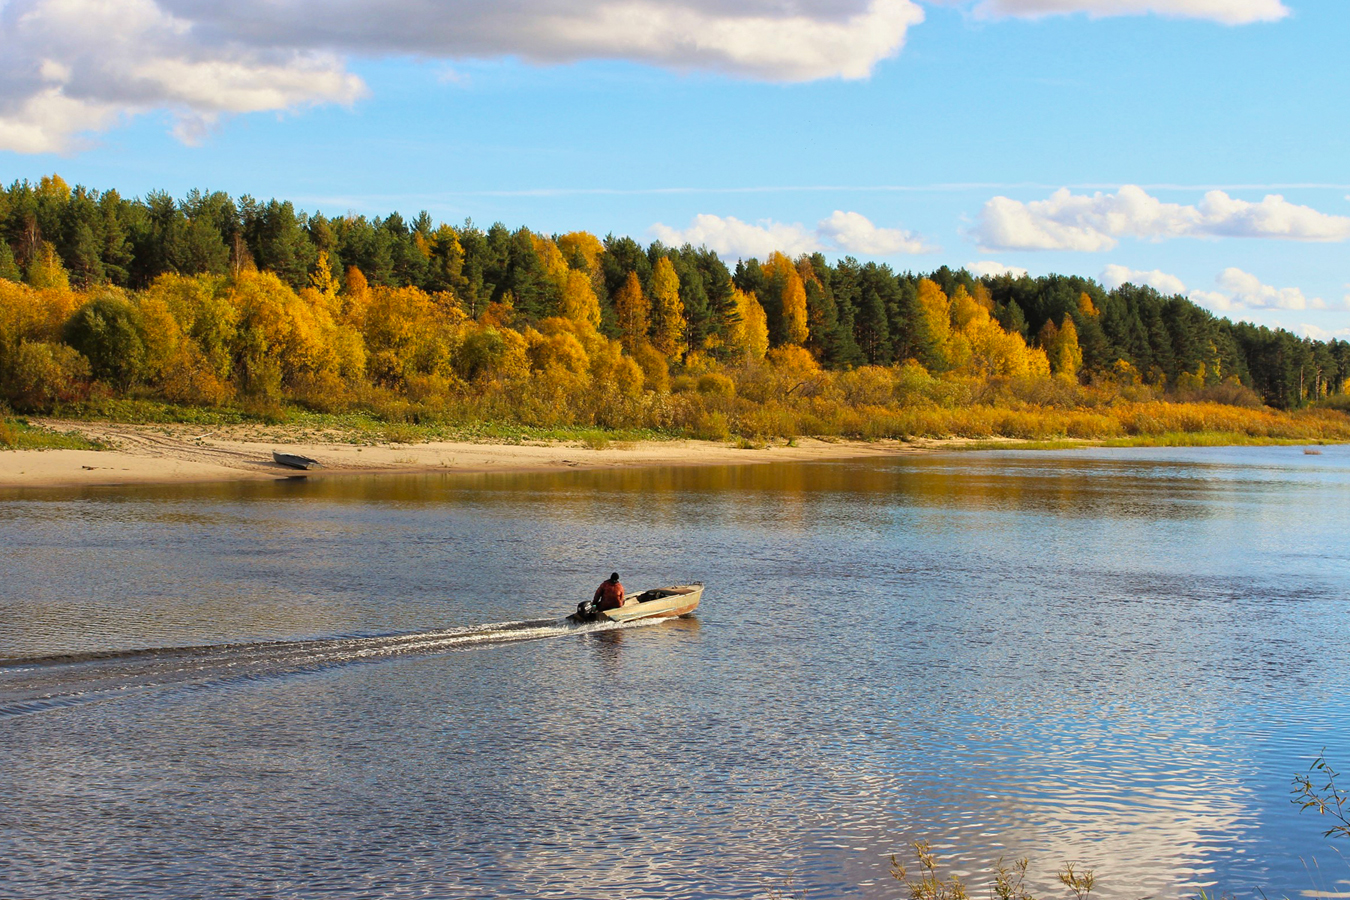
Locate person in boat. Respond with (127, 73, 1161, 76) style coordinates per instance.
(593, 573, 626, 611)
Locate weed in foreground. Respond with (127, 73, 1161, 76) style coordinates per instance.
(891, 841, 1094, 900)
(1294, 751, 1350, 840)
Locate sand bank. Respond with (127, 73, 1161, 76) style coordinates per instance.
(0, 420, 967, 490)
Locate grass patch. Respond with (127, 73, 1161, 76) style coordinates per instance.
(0, 417, 106, 451)
(381, 423, 422, 444)
(957, 439, 1100, 451)
(579, 430, 610, 450)
(1101, 431, 1335, 448)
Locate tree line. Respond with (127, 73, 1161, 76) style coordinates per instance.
(1, 175, 1347, 434)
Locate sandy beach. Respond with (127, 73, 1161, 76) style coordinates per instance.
(0, 419, 966, 489)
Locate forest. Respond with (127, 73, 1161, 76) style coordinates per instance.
(2, 174, 1348, 444)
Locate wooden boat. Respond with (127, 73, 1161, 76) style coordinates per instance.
(272, 450, 321, 470)
(1304, 448, 1323, 455)
(568, 583, 702, 625)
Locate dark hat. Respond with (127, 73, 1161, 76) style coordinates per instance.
(610, 572, 620, 581)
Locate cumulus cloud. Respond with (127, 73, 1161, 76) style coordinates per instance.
(967, 260, 1028, 278)
(0, 0, 366, 153)
(651, 210, 934, 258)
(651, 214, 820, 258)
(0, 0, 924, 152)
(1100, 264, 1187, 294)
(961, 0, 1288, 24)
(976, 186, 1350, 252)
(816, 210, 933, 254)
(1296, 323, 1350, 341)
(1189, 268, 1326, 313)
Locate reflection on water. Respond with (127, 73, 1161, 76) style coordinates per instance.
(1, 446, 1348, 898)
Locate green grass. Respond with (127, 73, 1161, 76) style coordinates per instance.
(0, 417, 106, 451)
(48, 398, 674, 446)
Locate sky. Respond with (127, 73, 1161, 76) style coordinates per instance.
(1, 0, 1347, 339)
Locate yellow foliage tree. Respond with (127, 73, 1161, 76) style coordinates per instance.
(556, 232, 605, 273)
(939, 286, 1050, 379)
(1040, 315, 1083, 380)
(761, 251, 808, 346)
(310, 251, 340, 309)
(532, 234, 600, 330)
(342, 266, 371, 330)
(140, 274, 236, 381)
(364, 284, 462, 384)
(135, 293, 185, 384)
(613, 271, 649, 349)
(648, 256, 685, 357)
(26, 243, 70, 292)
(949, 285, 983, 331)
(916, 279, 952, 369)
(725, 287, 769, 361)
(558, 269, 602, 331)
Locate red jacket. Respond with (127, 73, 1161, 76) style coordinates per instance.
(594, 579, 625, 610)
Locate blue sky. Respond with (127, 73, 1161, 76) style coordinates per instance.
(1, 0, 1346, 337)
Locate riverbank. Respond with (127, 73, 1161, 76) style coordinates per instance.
(0, 419, 966, 489)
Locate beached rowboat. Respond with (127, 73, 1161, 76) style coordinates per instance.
(568, 583, 702, 625)
(273, 451, 321, 470)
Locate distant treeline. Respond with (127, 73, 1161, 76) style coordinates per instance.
(1, 174, 1348, 444)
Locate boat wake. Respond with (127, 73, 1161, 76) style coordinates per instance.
(0, 616, 648, 720)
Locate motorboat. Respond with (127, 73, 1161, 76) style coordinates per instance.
(273, 451, 322, 470)
(568, 583, 702, 625)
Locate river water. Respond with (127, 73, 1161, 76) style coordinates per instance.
(2, 447, 1348, 899)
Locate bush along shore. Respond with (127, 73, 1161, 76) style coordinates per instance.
(2, 175, 1348, 446)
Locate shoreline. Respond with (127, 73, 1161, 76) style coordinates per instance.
(0, 419, 972, 490)
(1, 420, 1337, 490)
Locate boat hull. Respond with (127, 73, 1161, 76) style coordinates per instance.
(569, 584, 702, 625)
(273, 451, 320, 470)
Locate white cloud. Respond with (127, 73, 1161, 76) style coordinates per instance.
(1295, 323, 1350, 342)
(652, 210, 934, 258)
(1189, 268, 1327, 313)
(960, 0, 1288, 24)
(816, 210, 933, 254)
(0, 0, 925, 151)
(0, 0, 366, 153)
(967, 260, 1028, 278)
(977, 186, 1350, 252)
(652, 214, 820, 258)
(1100, 264, 1187, 294)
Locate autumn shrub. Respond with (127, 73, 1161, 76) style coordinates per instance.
(1173, 380, 1263, 408)
(736, 404, 800, 440)
(1008, 375, 1089, 409)
(290, 370, 352, 414)
(0, 418, 17, 447)
(696, 372, 735, 398)
(670, 374, 696, 394)
(893, 360, 938, 406)
(629, 341, 670, 395)
(837, 365, 895, 407)
(6, 340, 91, 412)
(691, 411, 732, 442)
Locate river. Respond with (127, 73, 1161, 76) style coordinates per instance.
(2, 446, 1348, 898)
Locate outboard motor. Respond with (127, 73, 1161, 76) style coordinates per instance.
(568, 598, 601, 624)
